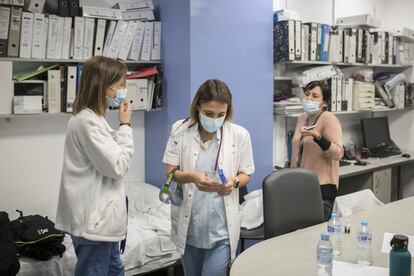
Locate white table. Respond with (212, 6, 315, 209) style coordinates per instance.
(230, 197, 414, 276)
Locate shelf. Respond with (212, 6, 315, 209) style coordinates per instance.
(275, 60, 412, 69)
(0, 57, 161, 64)
(274, 108, 408, 118)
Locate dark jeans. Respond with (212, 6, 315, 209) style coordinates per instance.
(320, 184, 337, 221)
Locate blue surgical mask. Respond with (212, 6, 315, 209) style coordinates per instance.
(302, 99, 321, 115)
(199, 113, 225, 133)
(107, 87, 128, 108)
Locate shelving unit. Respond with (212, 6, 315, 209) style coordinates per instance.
(0, 57, 161, 64)
(274, 107, 410, 118)
(275, 60, 412, 69)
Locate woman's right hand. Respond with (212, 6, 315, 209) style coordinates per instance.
(192, 172, 221, 192)
(119, 100, 132, 125)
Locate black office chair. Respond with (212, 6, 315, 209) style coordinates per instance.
(263, 168, 324, 239)
(239, 185, 264, 252)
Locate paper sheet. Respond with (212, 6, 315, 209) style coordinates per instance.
(333, 261, 388, 276)
(381, 232, 414, 254)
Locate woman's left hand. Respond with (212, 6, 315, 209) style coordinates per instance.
(217, 177, 235, 196)
(300, 126, 320, 139)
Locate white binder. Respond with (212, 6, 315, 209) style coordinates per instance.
(66, 66, 77, 112)
(40, 17, 48, 58)
(73, 16, 85, 60)
(47, 15, 64, 59)
(82, 5, 122, 20)
(102, 20, 117, 57)
(121, 9, 155, 21)
(26, 0, 45, 13)
(31, 13, 44, 58)
(151, 21, 161, 60)
(118, 20, 138, 61)
(61, 17, 72, 59)
(47, 70, 61, 113)
(105, 21, 128, 59)
(128, 21, 145, 60)
(0, 61, 12, 114)
(7, 7, 22, 57)
(19, 12, 33, 59)
(140, 22, 153, 61)
(83, 17, 95, 59)
(126, 79, 148, 110)
(94, 19, 106, 56)
(119, 0, 154, 11)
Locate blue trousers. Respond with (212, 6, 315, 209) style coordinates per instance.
(182, 241, 230, 276)
(71, 236, 124, 276)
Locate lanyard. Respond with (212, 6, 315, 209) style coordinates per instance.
(214, 126, 224, 171)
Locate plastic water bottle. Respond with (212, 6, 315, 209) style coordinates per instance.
(327, 213, 342, 255)
(390, 235, 411, 276)
(356, 221, 372, 265)
(316, 233, 333, 276)
(347, 139, 355, 158)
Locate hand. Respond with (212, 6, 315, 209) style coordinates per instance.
(300, 126, 320, 139)
(119, 100, 132, 125)
(192, 172, 221, 192)
(218, 176, 235, 196)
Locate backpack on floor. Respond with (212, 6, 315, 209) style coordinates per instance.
(10, 210, 66, 261)
(0, 211, 20, 276)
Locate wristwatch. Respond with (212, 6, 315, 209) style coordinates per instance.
(233, 176, 240, 189)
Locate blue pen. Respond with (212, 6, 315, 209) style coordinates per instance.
(218, 169, 227, 184)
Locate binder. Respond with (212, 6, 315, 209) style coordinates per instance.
(26, 0, 45, 13)
(7, 6, 22, 57)
(300, 25, 306, 61)
(388, 33, 393, 65)
(294, 20, 301, 60)
(336, 74, 343, 111)
(0, 6, 11, 57)
(105, 21, 128, 59)
(83, 17, 95, 59)
(66, 66, 77, 112)
(73, 16, 85, 60)
(328, 26, 340, 62)
(41, 17, 48, 58)
(121, 9, 155, 21)
(140, 21, 153, 61)
(330, 76, 337, 112)
(273, 20, 294, 62)
(0, 61, 13, 114)
(31, 13, 44, 58)
(304, 23, 317, 61)
(147, 76, 155, 110)
(349, 28, 357, 63)
(118, 20, 138, 61)
(126, 78, 148, 110)
(47, 70, 61, 113)
(127, 21, 145, 60)
(151, 21, 161, 60)
(320, 24, 329, 61)
(118, 0, 154, 11)
(58, 0, 69, 16)
(316, 23, 322, 61)
(82, 5, 122, 20)
(102, 20, 117, 57)
(346, 78, 353, 112)
(69, 0, 80, 17)
(93, 19, 106, 56)
(46, 15, 64, 59)
(61, 17, 72, 59)
(356, 28, 363, 63)
(19, 11, 33, 58)
(76, 63, 83, 90)
(343, 28, 351, 63)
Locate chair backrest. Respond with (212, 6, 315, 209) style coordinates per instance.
(263, 168, 324, 239)
(333, 189, 384, 217)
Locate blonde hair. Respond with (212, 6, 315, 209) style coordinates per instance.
(73, 56, 127, 116)
(190, 79, 233, 124)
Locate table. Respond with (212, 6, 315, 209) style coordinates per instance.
(230, 197, 414, 276)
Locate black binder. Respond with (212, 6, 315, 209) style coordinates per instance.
(58, 0, 70, 16)
(69, 0, 80, 17)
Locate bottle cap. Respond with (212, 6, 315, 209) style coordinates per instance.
(390, 235, 409, 249)
(321, 233, 330, 241)
(361, 221, 368, 226)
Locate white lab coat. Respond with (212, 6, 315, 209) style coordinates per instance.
(163, 119, 255, 260)
(55, 108, 134, 242)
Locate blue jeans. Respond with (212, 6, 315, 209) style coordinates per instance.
(71, 236, 124, 276)
(182, 241, 230, 276)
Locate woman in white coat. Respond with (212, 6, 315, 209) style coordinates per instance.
(55, 56, 134, 276)
(163, 79, 255, 276)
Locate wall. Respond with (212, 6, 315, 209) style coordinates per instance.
(0, 112, 146, 221)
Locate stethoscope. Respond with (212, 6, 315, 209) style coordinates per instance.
(159, 118, 226, 205)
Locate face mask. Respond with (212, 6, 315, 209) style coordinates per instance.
(302, 98, 321, 115)
(107, 87, 128, 108)
(199, 113, 225, 133)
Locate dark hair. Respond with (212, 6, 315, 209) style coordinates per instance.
(190, 79, 233, 124)
(303, 80, 331, 111)
(73, 56, 127, 116)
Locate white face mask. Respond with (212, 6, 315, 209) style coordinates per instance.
(199, 113, 225, 133)
(302, 98, 321, 115)
(107, 86, 128, 108)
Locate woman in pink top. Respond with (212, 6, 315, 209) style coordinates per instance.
(290, 80, 343, 220)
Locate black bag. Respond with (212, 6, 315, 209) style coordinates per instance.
(10, 210, 66, 261)
(0, 212, 20, 276)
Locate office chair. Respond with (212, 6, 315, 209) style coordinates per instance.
(239, 186, 264, 252)
(263, 168, 324, 239)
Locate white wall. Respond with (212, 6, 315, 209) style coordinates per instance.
(274, 0, 333, 24)
(0, 112, 145, 221)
